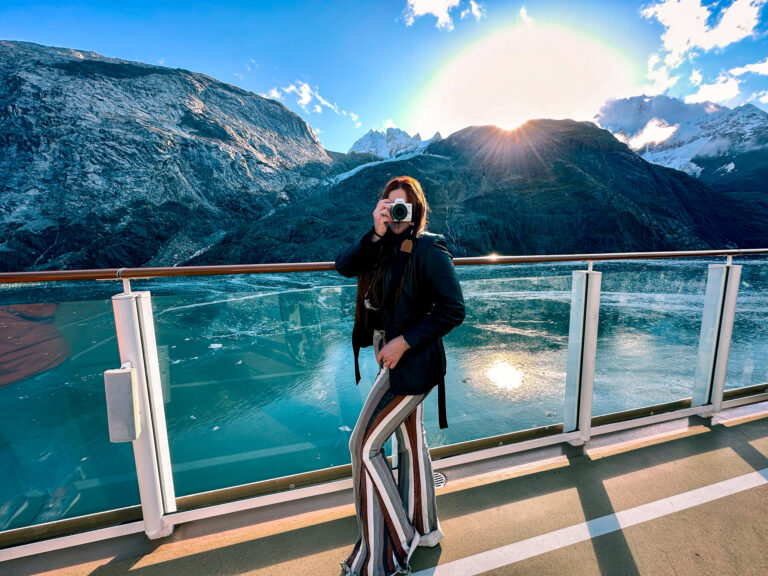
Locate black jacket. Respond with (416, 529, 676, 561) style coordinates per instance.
(335, 227, 465, 428)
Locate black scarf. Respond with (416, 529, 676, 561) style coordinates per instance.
(352, 225, 416, 383)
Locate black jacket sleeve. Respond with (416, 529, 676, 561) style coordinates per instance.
(402, 238, 465, 352)
(335, 228, 382, 278)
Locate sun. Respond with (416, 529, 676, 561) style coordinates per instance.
(406, 22, 642, 138)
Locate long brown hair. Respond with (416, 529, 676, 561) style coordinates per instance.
(357, 176, 429, 318)
(381, 176, 430, 237)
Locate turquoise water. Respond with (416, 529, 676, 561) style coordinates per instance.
(0, 258, 766, 530)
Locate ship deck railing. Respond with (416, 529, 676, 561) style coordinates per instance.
(0, 247, 767, 569)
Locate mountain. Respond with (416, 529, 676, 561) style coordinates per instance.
(348, 127, 441, 158)
(596, 95, 768, 246)
(191, 119, 739, 264)
(596, 96, 768, 175)
(0, 42, 755, 272)
(0, 40, 332, 271)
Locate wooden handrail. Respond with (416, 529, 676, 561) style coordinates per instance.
(1, 248, 766, 284)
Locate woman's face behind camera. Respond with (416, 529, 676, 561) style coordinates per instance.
(386, 188, 411, 235)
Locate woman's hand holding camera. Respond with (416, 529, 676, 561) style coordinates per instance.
(376, 335, 409, 370)
(372, 199, 392, 241)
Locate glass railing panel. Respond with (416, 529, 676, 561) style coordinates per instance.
(428, 262, 573, 446)
(725, 257, 768, 391)
(142, 262, 574, 496)
(140, 272, 355, 497)
(0, 282, 139, 531)
(592, 259, 719, 416)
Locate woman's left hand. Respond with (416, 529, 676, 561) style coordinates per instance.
(376, 336, 409, 370)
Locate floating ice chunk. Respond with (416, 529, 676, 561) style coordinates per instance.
(185, 337, 191, 341)
(171, 359, 182, 364)
(190, 415, 197, 420)
(213, 426, 220, 431)
(236, 360, 243, 365)
(209, 343, 223, 350)
(339, 425, 352, 432)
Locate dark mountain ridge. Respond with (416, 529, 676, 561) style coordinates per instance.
(191, 120, 738, 265)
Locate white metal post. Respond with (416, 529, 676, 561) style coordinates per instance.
(711, 265, 741, 412)
(135, 292, 177, 513)
(564, 270, 601, 443)
(112, 291, 175, 539)
(692, 264, 741, 411)
(564, 272, 587, 434)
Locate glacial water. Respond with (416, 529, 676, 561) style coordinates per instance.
(1, 257, 766, 529)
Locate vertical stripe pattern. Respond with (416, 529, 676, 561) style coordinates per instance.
(342, 330, 444, 575)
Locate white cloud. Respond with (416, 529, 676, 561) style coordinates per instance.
(642, 0, 767, 69)
(158, 57, 165, 65)
(314, 91, 338, 113)
(761, 91, 768, 103)
(383, 119, 397, 129)
(646, 53, 681, 94)
(628, 118, 679, 149)
(350, 112, 359, 122)
(461, 0, 485, 21)
(355, 121, 362, 128)
(690, 69, 703, 85)
(314, 104, 322, 113)
(404, 0, 462, 30)
(684, 75, 741, 103)
(267, 87, 282, 100)
(283, 82, 314, 109)
(234, 72, 244, 81)
(519, 6, 533, 25)
(313, 126, 322, 134)
(731, 56, 768, 76)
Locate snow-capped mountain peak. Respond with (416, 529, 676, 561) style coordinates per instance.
(348, 127, 441, 158)
(595, 95, 768, 177)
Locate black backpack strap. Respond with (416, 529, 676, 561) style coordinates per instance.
(438, 379, 448, 429)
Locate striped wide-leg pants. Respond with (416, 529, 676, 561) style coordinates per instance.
(342, 330, 443, 576)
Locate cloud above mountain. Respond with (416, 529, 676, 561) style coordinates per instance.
(641, 0, 767, 101)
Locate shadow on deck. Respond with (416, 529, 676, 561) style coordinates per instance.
(7, 405, 768, 575)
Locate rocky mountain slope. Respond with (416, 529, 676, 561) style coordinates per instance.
(0, 40, 332, 271)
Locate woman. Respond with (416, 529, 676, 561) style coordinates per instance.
(335, 176, 465, 575)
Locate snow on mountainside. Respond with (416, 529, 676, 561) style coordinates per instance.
(348, 127, 441, 158)
(595, 95, 768, 177)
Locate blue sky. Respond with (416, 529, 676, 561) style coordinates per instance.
(2, 0, 767, 152)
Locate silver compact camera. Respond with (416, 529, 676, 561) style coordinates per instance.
(390, 198, 413, 222)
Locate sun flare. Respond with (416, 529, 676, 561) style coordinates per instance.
(486, 360, 524, 391)
(408, 22, 642, 138)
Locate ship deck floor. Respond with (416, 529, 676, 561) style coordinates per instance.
(7, 403, 768, 576)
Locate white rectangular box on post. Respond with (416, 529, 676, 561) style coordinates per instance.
(104, 364, 140, 442)
(564, 269, 602, 443)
